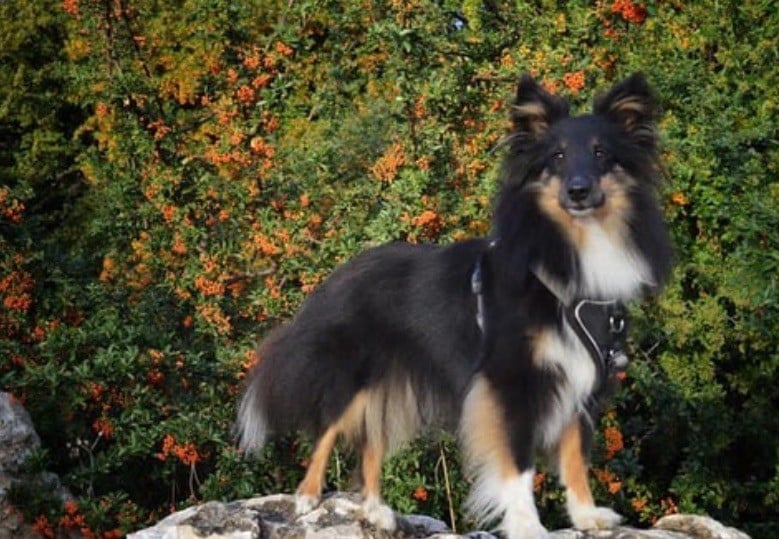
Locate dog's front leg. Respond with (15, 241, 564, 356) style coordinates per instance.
(557, 418, 622, 530)
(461, 375, 549, 539)
(497, 468, 549, 539)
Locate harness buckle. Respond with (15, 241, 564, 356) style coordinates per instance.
(609, 314, 626, 334)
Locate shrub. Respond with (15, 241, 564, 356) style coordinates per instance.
(1, 1, 776, 537)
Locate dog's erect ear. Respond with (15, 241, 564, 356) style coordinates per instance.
(594, 73, 659, 147)
(509, 74, 570, 141)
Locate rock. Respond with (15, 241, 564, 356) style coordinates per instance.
(0, 392, 71, 537)
(0, 394, 754, 539)
(0, 392, 41, 476)
(0, 392, 45, 537)
(655, 514, 751, 539)
(127, 492, 751, 539)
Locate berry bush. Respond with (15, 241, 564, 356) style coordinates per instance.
(1, 1, 776, 537)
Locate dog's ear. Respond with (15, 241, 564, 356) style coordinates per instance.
(594, 73, 659, 147)
(509, 75, 570, 141)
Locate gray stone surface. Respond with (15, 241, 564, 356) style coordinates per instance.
(0, 392, 65, 537)
(0, 392, 41, 477)
(0, 394, 752, 539)
(127, 492, 751, 539)
(654, 515, 751, 539)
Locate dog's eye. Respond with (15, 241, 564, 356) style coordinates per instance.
(552, 151, 565, 161)
(594, 148, 606, 159)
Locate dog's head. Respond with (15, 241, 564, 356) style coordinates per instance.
(504, 73, 660, 219)
(495, 74, 672, 295)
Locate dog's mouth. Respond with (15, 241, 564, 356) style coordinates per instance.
(560, 191, 606, 217)
(557, 175, 606, 217)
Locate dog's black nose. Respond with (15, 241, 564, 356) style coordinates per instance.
(567, 176, 591, 202)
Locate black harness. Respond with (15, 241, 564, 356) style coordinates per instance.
(470, 247, 629, 380)
(470, 246, 490, 333)
(563, 298, 629, 379)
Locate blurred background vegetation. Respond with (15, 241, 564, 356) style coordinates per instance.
(1, 0, 776, 537)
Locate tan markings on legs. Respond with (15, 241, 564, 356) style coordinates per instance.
(336, 390, 370, 444)
(559, 418, 623, 529)
(460, 375, 517, 480)
(360, 435, 397, 530)
(296, 390, 369, 499)
(363, 379, 423, 458)
(558, 419, 594, 507)
(297, 425, 339, 498)
(360, 437, 385, 499)
(460, 376, 548, 535)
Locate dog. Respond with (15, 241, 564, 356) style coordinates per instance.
(236, 73, 672, 538)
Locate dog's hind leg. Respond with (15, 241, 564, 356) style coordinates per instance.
(295, 425, 338, 514)
(360, 435, 396, 531)
(557, 418, 622, 530)
(295, 390, 370, 515)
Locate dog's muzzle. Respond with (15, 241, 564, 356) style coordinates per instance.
(560, 175, 605, 214)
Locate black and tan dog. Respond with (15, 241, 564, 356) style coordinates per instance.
(237, 73, 672, 538)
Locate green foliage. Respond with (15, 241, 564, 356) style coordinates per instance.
(0, 0, 777, 537)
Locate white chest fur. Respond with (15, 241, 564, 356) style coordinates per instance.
(534, 324, 597, 448)
(531, 219, 648, 447)
(577, 219, 652, 300)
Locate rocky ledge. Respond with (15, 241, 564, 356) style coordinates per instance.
(127, 492, 750, 539)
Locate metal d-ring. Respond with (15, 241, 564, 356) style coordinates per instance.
(609, 315, 625, 334)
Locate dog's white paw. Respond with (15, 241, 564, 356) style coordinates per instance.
(294, 493, 319, 515)
(502, 512, 549, 539)
(362, 495, 396, 531)
(569, 505, 622, 530)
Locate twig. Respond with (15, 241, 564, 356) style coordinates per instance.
(438, 442, 457, 533)
(189, 461, 201, 498)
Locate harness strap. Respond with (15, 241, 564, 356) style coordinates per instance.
(471, 258, 486, 332)
(563, 299, 629, 378)
(471, 240, 496, 333)
(469, 246, 629, 380)
(529, 267, 630, 378)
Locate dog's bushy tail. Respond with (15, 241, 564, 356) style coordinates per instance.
(235, 316, 459, 457)
(236, 371, 270, 454)
(235, 320, 368, 454)
(235, 325, 299, 455)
